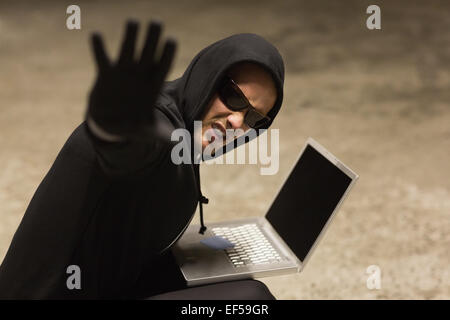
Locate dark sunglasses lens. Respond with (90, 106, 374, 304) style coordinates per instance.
(245, 109, 270, 129)
(219, 82, 248, 111)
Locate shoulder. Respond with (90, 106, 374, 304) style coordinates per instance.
(154, 92, 186, 130)
(57, 122, 97, 164)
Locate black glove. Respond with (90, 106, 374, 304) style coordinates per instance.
(86, 20, 176, 141)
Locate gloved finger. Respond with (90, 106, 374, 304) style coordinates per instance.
(139, 21, 162, 69)
(91, 33, 111, 73)
(155, 38, 177, 84)
(118, 20, 139, 66)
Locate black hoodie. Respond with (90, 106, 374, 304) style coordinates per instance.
(0, 33, 284, 299)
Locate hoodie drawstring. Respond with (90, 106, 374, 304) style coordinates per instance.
(194, 165, 208, 234)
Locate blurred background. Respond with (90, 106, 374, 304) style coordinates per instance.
(0, 0, 449, 299)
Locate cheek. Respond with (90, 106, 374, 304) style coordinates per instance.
(203, 95, 218, 119)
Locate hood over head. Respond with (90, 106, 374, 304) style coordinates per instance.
(163, 33, 285, 234)
(164, 33, 285, 135)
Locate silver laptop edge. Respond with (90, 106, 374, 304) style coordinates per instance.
(173, 217, 300, 286)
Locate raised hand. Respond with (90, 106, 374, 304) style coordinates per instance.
(86, 20, 176, 140)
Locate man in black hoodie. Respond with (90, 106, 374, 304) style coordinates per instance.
(0, 20, 284, 299)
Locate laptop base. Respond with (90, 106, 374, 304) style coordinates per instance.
(172, 217, 300, 287)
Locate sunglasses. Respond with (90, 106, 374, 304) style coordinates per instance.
(218, 76, 271, 129)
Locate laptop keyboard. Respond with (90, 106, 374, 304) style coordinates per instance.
(212, 224, 283, 268)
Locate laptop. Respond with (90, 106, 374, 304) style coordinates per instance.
(172, 137, 358, 286)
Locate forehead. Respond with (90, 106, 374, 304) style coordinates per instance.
(226, 63, 277, 114)
(229, 74, 277, 116)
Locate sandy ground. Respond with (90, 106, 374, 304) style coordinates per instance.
(0, 0, 449, 299)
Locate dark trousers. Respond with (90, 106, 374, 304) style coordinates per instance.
(134, 250, 276, 300)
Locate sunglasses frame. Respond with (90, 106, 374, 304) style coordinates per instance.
(219, 76, 271, 129)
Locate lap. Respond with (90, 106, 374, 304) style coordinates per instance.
(132, 250, 188, 298)
(133, 250, 275, 300)
(146, 279, 276, 300)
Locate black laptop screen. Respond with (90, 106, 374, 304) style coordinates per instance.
(266, 144, 352, 262)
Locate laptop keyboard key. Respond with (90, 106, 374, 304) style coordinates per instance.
(212, 224, 285, 268)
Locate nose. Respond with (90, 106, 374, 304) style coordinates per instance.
(226, 111, 247, 130)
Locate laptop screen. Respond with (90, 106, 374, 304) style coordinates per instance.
(266, 144, 353, 262)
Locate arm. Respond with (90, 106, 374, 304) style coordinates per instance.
(85, 109, 175, 179)
(85, 20, 176, 179)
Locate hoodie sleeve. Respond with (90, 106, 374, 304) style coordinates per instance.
(85, 107, 175, 180)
